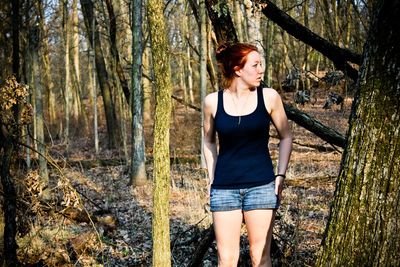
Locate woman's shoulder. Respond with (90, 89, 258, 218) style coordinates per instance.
(261, 87, 280, 99)
(204, 91, 219, 108)
(261, 87, 282, 112)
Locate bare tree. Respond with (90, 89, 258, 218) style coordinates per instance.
(129, 0, 147, 186)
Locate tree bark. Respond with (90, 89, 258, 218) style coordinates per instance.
(80, 0, 118, 149)
(318, 1, 400, 265)
(129, 0, 147, 186)
(148, 0, 173, 265)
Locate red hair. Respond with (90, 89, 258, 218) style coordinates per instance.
(216, 43, 258, 88)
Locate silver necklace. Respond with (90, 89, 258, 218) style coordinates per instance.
(228, 89, 251, 125)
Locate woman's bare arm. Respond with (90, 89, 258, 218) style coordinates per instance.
(202, 93, 218, 192)
(264, 88, 293, 198)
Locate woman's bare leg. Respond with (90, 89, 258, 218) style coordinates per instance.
(213, 210, 243, 267)
(244, 209, 275, 267)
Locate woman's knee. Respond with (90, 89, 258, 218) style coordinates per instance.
(218, 250, 240, 267)
(249, 246, 271, 267)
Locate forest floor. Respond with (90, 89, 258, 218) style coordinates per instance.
(1, 88, 352, 266)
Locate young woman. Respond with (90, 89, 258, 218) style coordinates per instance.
(203, 43, 292, 267)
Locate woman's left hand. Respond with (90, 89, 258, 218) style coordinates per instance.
(275, 176, 285, 201)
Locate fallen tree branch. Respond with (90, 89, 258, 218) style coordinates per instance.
(259, 0, 360, 81)
(284, 103, 346, 148)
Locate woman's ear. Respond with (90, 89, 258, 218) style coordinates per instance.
(234, 66, 241, 77)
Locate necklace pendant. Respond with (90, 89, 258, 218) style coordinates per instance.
(238, 116, 241, 125)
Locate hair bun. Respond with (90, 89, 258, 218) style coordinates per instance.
(216, 43, 229, 63)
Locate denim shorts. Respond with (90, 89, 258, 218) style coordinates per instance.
(210, 181, 279, 212)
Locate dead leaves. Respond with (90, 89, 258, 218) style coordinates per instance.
(0, 76, 33, 132)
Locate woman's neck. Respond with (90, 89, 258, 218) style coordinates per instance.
(227, 80, 254, 98)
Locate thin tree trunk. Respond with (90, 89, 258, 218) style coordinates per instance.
(30, 24, 49, 184)
(62, 0, 71, 150)
(71, 0, 80, 122)
(37, 0, 56, 127)
(0, 140, 18, 267)
(243, 0, 262, 49)
(87, 48, 99, 154)
(105, 0, 131, 104)
(148, 0, 173, 265)
(318, 1, 400, 265)
(263, 18, 274, 86)
(232, 0, 244, 42)
(1, 1, 21, 264)
(115, 0, 132, 63)
(143, 46, 152, 123)
(186, 45, 194, 104)
(81, 0, 118, 149)
(206, 19, 218, 91)
(129, 0, 147, 186)
(200, 0, 207, 168)
(70, 0, 89, 134)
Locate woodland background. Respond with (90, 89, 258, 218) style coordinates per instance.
(1, 0, 399, 266)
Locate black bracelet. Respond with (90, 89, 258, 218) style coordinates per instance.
(275, 174, 286, 179)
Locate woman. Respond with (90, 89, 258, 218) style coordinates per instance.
(203, 43, 292, 267)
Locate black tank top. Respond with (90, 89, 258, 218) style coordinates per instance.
(212, 87, 275, 189)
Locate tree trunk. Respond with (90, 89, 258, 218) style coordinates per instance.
(71, 0, 80, 123)
(129, 0, 147, 186)
(37, 0, 56, 127)
(232, 0, 244, 42)
(318, 1, 400, 265)
(200, 0, 207, 168)
(148, 0, 173, 265)
(30, 23, 49, 184)
(88, 48, 99, 154)
(262, 18, 274, 86)
(1, 1, 21, 264)
(243, 0, 262, 49)
(143, 46, 152, 123)
(114, 0, 132, 63)
(62, 0, 71, 149)
(186, 44, 194, 104)
(0, 140, 18, 267)
(70, 0, 89, 134)
(205, 0, 237, 44)
(80, 0, 118, 149)
(104, 0, 131, 104)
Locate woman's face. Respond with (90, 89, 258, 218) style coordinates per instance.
(235, 51, 264, 87)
